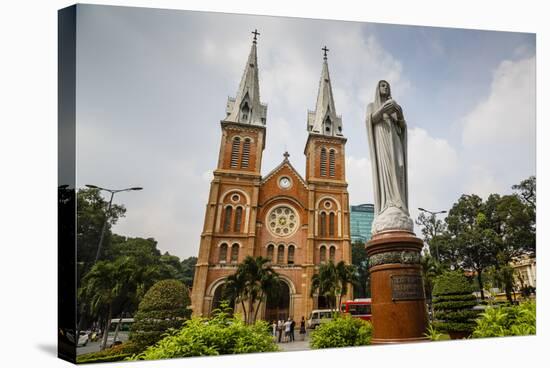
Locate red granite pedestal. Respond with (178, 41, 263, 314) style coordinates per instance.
(366, 230, 429, 344)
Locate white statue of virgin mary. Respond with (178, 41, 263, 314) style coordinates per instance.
(366, 80, 414, 234)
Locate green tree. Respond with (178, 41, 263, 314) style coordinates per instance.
(432, 271, 479, 339)
(351, 241, 370, 299)
(180, 256, 198, 287)
(130, 279, 191, 351)
(77, 188, 126, 281)
(223, 256, 282, 324)
(311, 261, 356, 311)
(416, 211, 448, 263)
(445, 195, 496, 299)
(78, 258, 136, 350)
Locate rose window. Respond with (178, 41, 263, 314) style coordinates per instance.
(267, 206, 298, 237)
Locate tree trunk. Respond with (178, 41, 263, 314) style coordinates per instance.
(477, 270, 485, 300)
(112, 314, 123, 344)
(100, 304, 112, 351)
(240, 300, 248, 323)
(253, 292, 264, 323)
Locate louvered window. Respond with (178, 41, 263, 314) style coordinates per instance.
(267, 244, 274, 261)
(288, 245, 295, 265)
(219, 243, 228, 263)
(320, 212, 327, 237)
(230, 137, 241, 168)
(329, 212, 335, 236)
(231, 244, 239, 263)
(329, 149, 336, 177)
(277, 245, 285, 264)
(234, 207, 243, 232)
(241, 138, 251, 168)
(320, 246, 326, 263)
(223, 207, 232, 232)
(320, 147, 327, 177)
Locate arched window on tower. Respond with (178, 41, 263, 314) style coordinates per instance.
(230, 137, 241, 168)
(320, 212, 327, 237)
(287, 245, 295, 265)
(240, 101, 250, 122)
(320, 246, 327, 263)
(231, 243, 239, 263)
(241, 138, 251, 168)
(219, 243, 228, 263)
(234, 206, 243, 232)
(324, 116, 332, 135)
(223, 206, 232, 232)
(329, 246, 336, 262)
(320, 147, 327, 177)
(329, 212, 335, 236)
(267, 244, 274, 261)
(329, 149, 336, 177)
(277, 244, 285, 264)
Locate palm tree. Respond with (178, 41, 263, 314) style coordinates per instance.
(223, 256, 281, 324)
(311, 261, 357, 312)
(78, 257, 136, 350)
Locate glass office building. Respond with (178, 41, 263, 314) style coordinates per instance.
(350, 203, 375, 243)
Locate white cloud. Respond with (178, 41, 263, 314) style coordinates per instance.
(346, 155, 373, 205)
(460, 56, 535, 196)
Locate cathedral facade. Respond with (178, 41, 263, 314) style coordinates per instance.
(191, 35, 352, 321)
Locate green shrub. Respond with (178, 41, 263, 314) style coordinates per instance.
(472, 301, 536, 338)
(130, 305, 278, 360)
(76, 342, 141, 363)
(130, 279, 191, 351)
(424, 323, 443, 341)
(310, 314, 373, 349)
(432, 271, 479, 336)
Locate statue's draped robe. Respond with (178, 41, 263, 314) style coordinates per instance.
(366, 84, 409, 218)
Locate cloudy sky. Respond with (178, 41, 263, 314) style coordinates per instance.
(75, 4, 536, 259)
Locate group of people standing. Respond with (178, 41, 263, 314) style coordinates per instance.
(272, 317, 306, 343)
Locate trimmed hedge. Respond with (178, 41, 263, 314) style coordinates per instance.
(432, 271, 480, 336)
(76, 342, 140, 364)
(310, 314, 373, 349)
(129, 305, 278, 360)
(130, 279, 191, 351)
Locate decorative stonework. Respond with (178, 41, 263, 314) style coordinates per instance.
(368, 250, 421, 268)
(266, 205, 299, 237)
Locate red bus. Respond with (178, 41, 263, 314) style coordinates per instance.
(340, 298, 372, 321)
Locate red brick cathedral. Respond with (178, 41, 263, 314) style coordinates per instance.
(191, 35, 352, 321)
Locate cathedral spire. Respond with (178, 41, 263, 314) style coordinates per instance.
(225, 30, 267, 126)
(307, 46, 343, 136)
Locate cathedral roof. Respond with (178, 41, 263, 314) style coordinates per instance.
(307, 49, 343, 137)
(224, 33, 267, 127)
(261, 152, 308, 189)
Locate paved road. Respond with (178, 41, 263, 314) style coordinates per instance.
(276, 332, 311, 352)
(77, 340, 101, 355)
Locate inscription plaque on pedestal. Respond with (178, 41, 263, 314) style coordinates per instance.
(391, 275, 424, 301)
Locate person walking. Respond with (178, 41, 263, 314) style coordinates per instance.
(277, 320, 284, 343)
(290, 318, 296, 342)
(299, 316, 307, 341)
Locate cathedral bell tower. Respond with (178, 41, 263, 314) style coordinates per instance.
(191, 30, 267, 316)
(303, 47, 352, 309)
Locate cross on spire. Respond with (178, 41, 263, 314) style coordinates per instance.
(252, 29, 260, 43)
(322, 46, 329, 60)
(283, 151, 290, 160)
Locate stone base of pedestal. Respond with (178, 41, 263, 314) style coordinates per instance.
(366, 230, 429, 344)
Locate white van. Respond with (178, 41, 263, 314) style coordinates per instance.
(307, 309, 335, 329)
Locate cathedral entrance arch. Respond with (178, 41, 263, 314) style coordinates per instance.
(264, 278, 294, 321)
(209, 279, 234, 316)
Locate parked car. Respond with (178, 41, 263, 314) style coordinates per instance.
(307, 309, 335, 329)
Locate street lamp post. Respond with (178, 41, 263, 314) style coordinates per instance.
(418, 208, 447, 263)
(85, 185, 143, 263)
